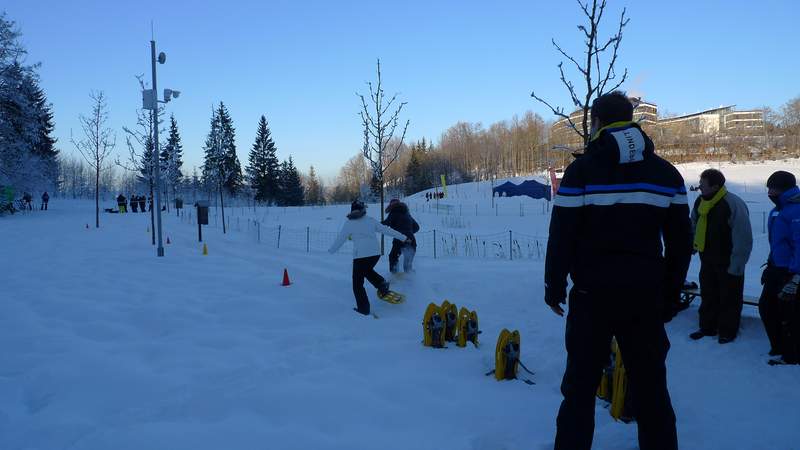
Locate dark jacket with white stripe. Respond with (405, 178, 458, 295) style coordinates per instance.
(544, 122, 693, 309)
(690, 191, 753, 276)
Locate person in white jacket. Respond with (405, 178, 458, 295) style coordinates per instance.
(329, 200, 410, 315)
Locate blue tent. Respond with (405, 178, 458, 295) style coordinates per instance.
(492, 179, 551, 200)
(492, 181, 518, 197)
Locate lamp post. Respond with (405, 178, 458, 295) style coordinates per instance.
(143, 38, 180, 257)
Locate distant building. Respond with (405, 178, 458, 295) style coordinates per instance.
(549, 97, 658, 152)
(547, 99, 765, 166)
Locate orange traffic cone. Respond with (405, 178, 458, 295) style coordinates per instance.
(166, 236, 171, 244)
(202, 243, 208, 255)
(281, 268, 291, 286)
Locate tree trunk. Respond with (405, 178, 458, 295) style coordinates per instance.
(95, 164, 99, 228)
(219, 182, 227, 234)
(380, 175, 385, 255)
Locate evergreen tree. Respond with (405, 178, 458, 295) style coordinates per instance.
(305, 165, 323, 205)
(161, 115, 183, 199)
(0, 14, 59, 192)
(217, 103, 243, 196)
(245, 115, 279, 203)
(275, 159, 290, 206)
(202, 107, 231, 232)
(404, 142, 425, 195)
(284, 157, 305, 206)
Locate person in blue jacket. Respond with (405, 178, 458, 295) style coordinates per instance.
(759, 171, 800, 365)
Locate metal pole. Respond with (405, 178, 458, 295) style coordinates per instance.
(509, 230, 513, 261)
(151, 40, 165, 257)
(433, 229, 437, 259)
(306, 226, 310, 252)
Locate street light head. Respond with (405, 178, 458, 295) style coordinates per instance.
(163, 89, 181, 103)
(158, 52, 166, 64)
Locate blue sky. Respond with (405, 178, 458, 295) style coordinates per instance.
(4, 0, 799, 180)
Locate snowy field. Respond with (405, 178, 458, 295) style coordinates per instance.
(2, 159, 800, 450)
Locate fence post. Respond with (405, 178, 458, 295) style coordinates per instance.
(257, 221, 260, 243)
(433, 229, 437, 259)
(509, 230, 513, 261)
(460, 204, 462, 216)
(762, 211, 766, 234)
(277, 225, 282, 249)
(306, 226, 310, 253)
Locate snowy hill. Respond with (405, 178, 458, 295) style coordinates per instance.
(1, 159, 799, 449)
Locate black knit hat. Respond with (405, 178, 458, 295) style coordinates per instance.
(766, 171, 797, 191)
(351, 200, 365, 212)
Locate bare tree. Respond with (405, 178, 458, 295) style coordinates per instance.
(72, 91, 116, 228)
(531, 0, 629, 149)
(357, 58, 410, 252)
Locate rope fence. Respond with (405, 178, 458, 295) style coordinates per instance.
(175, 208, 550, 261)
(173, 202, 772, 261)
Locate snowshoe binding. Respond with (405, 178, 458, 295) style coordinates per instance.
(456, 307, 480, 348)
(440, 300, 458, 342)
(422, 302, 445, 348)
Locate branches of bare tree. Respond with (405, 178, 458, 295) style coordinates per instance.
(531, 0, 629, 148)
(357, 58, 410, 252)
(71, 91, 116, 228)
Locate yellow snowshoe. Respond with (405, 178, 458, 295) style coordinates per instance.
(440, 300, 458, 342)
(456, 307, 480, 347)
(494, 329, 520, 380)
(422, 302, 445, 348)
(597, 338, 634, 422)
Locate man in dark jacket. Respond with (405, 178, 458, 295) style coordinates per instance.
(383, 198, 420, 273)
(138, 195, 146, 213)
(116, 194, 127, 213)
(131, 195, 139, 212)
(689, 169, 753, 343)
(544, 91, 692, 450)
(41, 192, 49, 210)
(760, 171, 800, 365)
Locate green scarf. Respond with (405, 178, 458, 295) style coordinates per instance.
(694, 186, 727, 252)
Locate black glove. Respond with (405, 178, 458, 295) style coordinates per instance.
(544, 284, 566, 308)
(779, 274, 800, 301)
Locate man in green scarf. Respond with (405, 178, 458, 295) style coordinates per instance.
(690, 169, 753, 343)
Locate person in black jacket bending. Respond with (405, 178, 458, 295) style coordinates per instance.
(544, 91, 692, 450)
(383, 199, 420, 273)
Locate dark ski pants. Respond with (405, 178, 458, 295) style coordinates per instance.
(759, 265, 795, 357)
(698, 263, 745, 339)
(352, 255, 385, 314)
(554, 287, 677, 450)
(40, 202, 47, 210)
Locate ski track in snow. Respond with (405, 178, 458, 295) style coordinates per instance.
(1, 159, 800, 450)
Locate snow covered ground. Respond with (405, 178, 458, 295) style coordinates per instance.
(2, 159, 800, 450)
